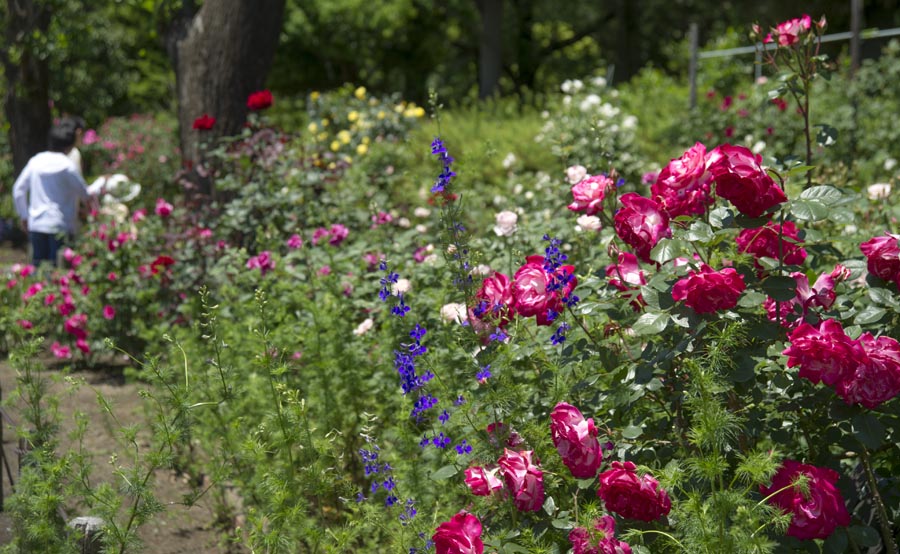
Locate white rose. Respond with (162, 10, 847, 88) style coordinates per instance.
(885, 158, 897, 171)
(868, 183, 891, 200)
(413, 207, 431, 218)
(392, 278, 411, 295)
(576, 214, 602, 232)
(353, 318, 374, 336)
(440, 303, 467, 324)
(566, 165, 588, 185)
(493, 210, 518, 237)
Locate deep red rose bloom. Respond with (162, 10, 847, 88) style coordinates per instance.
(550, 402, 602, 479)
(150, 255, 176, 275)
(671, 263, 745, 313)
(736, 221, 807, 267)
(760, 460, 849, 540)
(433, 511, 484, 554)
(860, 234, 900, 288)
(783, 319, 865, 389)
(708, 144, 787, 217)
(498, 449, 544, 512)
(597, 461, 671, 522)
(651, 142, 715, 218)
(511, 255, 576, 326)
(192, 114, 216, 130)
(246, 89, 273, 111)
(614, 193, 670, 263)
(837, 333, 900, 409)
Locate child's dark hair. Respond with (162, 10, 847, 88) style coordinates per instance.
(47, 122, 77, 152)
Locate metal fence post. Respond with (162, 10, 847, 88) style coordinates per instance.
(688, 23, 699, 109)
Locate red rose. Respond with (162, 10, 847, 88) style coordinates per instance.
(511, 255, 576, 326)
(605, 251, 647, 310)
(671, 264, 745, 313)
(736, 221, 807, 267)
(150, 255, 176, 275)
(463, 466, 503, 497)
(468, 271, 515, 334)
(708, 144, 787, 217)
(567, 174, 615, 216)
(614, 193, 670, 263)
(597, 461, 671, 522)
(433, 511, 484, 554)
(192, 114, 216, 130)
(783, 319, 865, 389)
(837, 333, 900, 409)
(651, 142, 715, 217)
(569, 515, 633, 554)
(550, 402, 602, 479)
(247, 89, 273, 111)
(860, 234, 900, 288)
(760, 460, 849, 540)
(498, 449, 544, 512)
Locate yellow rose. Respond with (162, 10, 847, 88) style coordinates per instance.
(338, 130, 351, 144)
(317, 132, 328, 141)
(354, 86, 366, 100)
(377, 111, 386, 120)
(321, 119, 329, 127)
(307, 122, 318, 133)
(362, 136, 371, 145)
(413, 107, 425, 118)
(356, 143, 368, 155)
(348, 111, 359, 122)
(330, 140, 340, 152)
(310, 91, 320, 101)
(327, 162, 336, 170)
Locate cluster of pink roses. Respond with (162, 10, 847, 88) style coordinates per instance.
(755, 14, 826, 48)
(310, 223, 349, 247)
(860, 234, 900, 289)
(464, 448, 544, 512)
(550, 402, 602, 478)
(469, 255, 576, 333)
(433, 511, 484, 554)
(246, 251, 277, 276)
(784, 319, 900, 408)
(760, 459, 849, 540)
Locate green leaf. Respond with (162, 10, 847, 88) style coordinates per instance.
(622, 424, 643, 439)
(868, 287, 900, 309)
(734, 214, 772, 228)
(854, 306, 886, 325)
(632, 312, 669, 335)
(542, 495, 556, 516)
(430, 464, 458, 481)
(852, 413, 885, 449)
(823, 528, 848, 554)
(814, 124, 838, 147)
(799, 185, 842, 202)
(738, 290, 767, 308)
(684, 221, 713, 242)
(651, 239, 690, 264)
(762, 276, 797, 301)
(848, 525, 881, 547)
(790, 199, 829, 221)
(502, 543, 531, 553)
(784, 165, 816, 178)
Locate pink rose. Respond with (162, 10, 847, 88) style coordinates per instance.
(511, 255, 576, 326)
(837, 333, 900, 409)
(433, 511, 484, 554)
(708, 144, 787, 217)
(155, 198, 173, 217)
(613, 193, 670, 263)
(469, 271, 515, 334)
(783, 319, 864, 388)
(569, 515, 633, 554)
(651, 142, 715, 217)
(51, 342, 72, 359)
(736, 221, 807, 267)
(597, 461, 671, 522)
(102, 305, 116, 320)
(64, 313, 89, 340)
(311, 227, 330, 245)
(550, 402, 602, 479)
(498, 449, 544, 512)
(860, 234, 900, 288)
(486, 422, 523, 448)
(765, 266, 847, 327)
(246, 251, 276, 276)
(671, 264, 745, 313)
(773, 15, 813, 47)
(464, 466, 504, 496)
(286, 234, 304, 249)
(606, 252, 647, 310)
(328, 223, 349, 246)
(568, 174, 615, 216)
(17, 319, 33, 330)
(760, 460, 849, 540)
(76, 338, 90, 354)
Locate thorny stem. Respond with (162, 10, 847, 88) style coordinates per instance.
(860, 447, 899, 554)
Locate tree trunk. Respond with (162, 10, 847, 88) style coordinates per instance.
(475, 0, 503, 99)
(511, 0, 537, 101)
(612, 0, 640, 83)
(166, 0, 286, 193)
(2, 0, 52, 177)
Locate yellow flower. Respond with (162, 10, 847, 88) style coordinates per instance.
(310, 91, 320, 101)
(317, 132, 328, 141)
(369, 98, 379, 106)
(342, 155, 353, 164)
(330, 140, 341, 152)
(327, 162, 336, 170)
(348, 111, 359, 122)
(307, 122, 318, 133)
(413, 107, 426, 118)
(354, 86, 366, 100)
(394, 103, 405, 113)
(322, 119, 329, 127)
(403, 108, 416, 118)
(356, 143, 368, 155)
(377, 110, 386, 120)
(362, 136, 371, 145)
(338, 130, 351, 144)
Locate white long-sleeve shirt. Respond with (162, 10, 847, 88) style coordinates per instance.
(12, 151, 89, 234)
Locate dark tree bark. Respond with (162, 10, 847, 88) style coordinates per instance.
(164, 0, 286, 190)
(2, 0, 52, 176)
(475, 0, 503, 99)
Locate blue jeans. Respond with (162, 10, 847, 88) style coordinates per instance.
(29, 231, 67, 266)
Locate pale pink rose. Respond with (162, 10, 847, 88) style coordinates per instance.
(576, 214, 602, 232)
(511, 256, 576, 326)
(566, 165, 588, 185)
(493, 210, 518, 237)
(464, 466, 504, 496)
(550, 402, 602, 479)
(774, 14, 813, 46)
(568, 174, 615, 216)
(352, 318, 374, 336)
(498, 449, 544, 512)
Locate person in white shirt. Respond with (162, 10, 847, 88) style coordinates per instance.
(64, 116, 86, 176)
(12, 122, 91, 266)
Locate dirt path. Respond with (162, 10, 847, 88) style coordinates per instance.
(0, 357, 231, 553)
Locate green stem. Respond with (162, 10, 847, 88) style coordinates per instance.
(860, 447, 899, 554)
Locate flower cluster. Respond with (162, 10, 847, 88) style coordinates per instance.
(464, 449, 544, 512)
(672, 264, 746, 314)
(357, 434, 417, 524)
(651, 142, 715, 217)
(246, 251, 276, 276)
(569, 515, 633, 554)
(784, 319, 900, 408)
(567, 173, 615, 216)
(431, 138, 456, 193)
(760, 460, 849, 540)
(432, 511, 483, 554)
